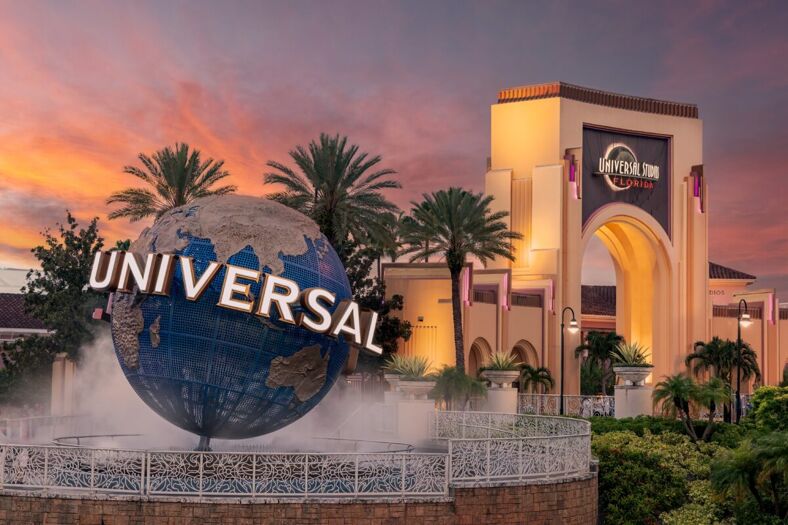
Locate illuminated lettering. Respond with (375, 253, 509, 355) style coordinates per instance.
(218, 265, 260, 313)
(117, 252, 158, 293)
(298, 288, 336, 333)
(89, 251, 122, 291)
(87, 250, 380, 347)
(180, 257, 221, 301)
(330, 300, 362, 345)
(256, 274, 300, 324)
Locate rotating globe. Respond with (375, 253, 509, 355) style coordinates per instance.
(109, 195, 352, 441)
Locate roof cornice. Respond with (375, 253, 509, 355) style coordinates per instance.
(497, 81, 699, 119)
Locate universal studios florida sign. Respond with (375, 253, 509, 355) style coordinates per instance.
(89, 250, 383, 354)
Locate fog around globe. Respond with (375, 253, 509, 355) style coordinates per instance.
(109, 195, 353, 440)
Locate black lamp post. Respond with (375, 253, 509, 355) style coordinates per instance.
(560, 306, 579, 416)
(735, 298, 751, 424)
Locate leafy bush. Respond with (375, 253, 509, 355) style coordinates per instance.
(711, 432, 788, 522)
(660, 480, 730, 525)
(749, 385, 788, 432)
(592, 431, 721, 525)
(589, 416, 746, 448)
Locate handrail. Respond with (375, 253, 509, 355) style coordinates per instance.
(0, 411, 592, 499)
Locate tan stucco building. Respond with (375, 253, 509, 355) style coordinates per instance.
(384, 82, 787, 393)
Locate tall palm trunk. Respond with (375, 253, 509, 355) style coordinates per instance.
(450, 267, 465, 373)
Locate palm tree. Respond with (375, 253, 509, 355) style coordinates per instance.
(711, 433, 788, 519)
(575, 331, 623, 395)
(431, 366, 487, 411)
(686, 337, 735, 382)
(400, 188, 521, 372)
(653, 374, 699, 441)
(519, 365, 554, 394)
(686, 337, 761, 422)
(694, 377, 731, 441)
(263, 133, 401, 257)
(107, 143, 236, 221)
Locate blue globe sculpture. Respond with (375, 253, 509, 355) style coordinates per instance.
(109, 195, 352, 441)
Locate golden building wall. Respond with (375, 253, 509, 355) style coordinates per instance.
(382, 84, 784, 391)
(486, 89, 706, 394)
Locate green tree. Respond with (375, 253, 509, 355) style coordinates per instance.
(1, 212, 105, 406)
(0, 336, 58, 406)
(400, 188, 520, 372)
(519, 365, 554, 394)
(341, 241, 411, 369)
(687, 337, 761, 422)
(711, 432, 788, 521)
(264, 133, 401, 259)
(695, 377, 732, 442)
(107, 143, 236, 221)
(22, 212, 105, 357)
(654, 374, 700, 441)
(575, 331, 623, 395)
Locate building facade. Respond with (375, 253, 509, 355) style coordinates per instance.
(384, 82, 787, 393)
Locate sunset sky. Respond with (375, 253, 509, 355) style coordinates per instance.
(0, 1, 786, 295)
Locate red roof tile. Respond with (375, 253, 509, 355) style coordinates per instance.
(709, 261, 756, 281)
(0, 293, 46, 331)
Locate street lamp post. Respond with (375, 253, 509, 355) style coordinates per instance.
(560, 306, 579, 416)
(735, 298, 751, 424)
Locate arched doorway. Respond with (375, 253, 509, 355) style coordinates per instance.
(581, 206, 675, 384)
(468, 337, 492, 377)
(511, 340, 539, 367)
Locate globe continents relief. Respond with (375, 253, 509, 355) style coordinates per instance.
(110, 195, 352, 440)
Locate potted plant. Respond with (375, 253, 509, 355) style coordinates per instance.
(382, 355, 436, 399)
(480, 352, 522, 388)
(611, 342, 653, 386)
(430, 366, 487, 410)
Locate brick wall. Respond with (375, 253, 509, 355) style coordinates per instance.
(0, 474, 597, 525)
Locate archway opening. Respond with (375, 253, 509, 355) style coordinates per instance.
(511, 340, 538, 367)
(469, 338, 491, 378)
(580, 212, 671, 392)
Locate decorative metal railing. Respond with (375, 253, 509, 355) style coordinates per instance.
(0, 445, 447, 498)
(518, 394, 615, 417)
(433, 412, 591, 485)
(518, 393, 755, 420)
(0, 412, 592, 499)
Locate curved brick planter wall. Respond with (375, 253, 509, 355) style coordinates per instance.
(0, 473, 596, 525)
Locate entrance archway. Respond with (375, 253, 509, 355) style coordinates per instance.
(580, 205, 676, 384)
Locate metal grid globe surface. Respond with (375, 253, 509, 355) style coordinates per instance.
(109, 195, 352, 440)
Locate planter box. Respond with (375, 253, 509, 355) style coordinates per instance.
(613, 366, 653, 386)
(398, 380, 436, 400)
(481, 370, 520, 389)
